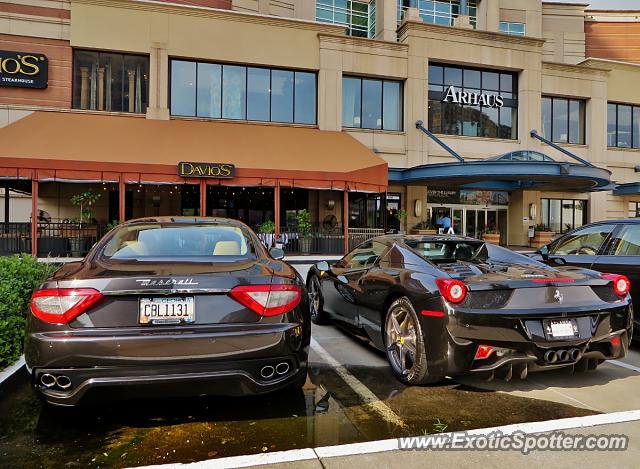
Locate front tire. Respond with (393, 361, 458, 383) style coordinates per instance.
(384, 297, 444, 385)
(308, 275, 329, 325)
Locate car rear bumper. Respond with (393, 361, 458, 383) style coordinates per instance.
(25, 322, 309, 406)
(439, 305, 633, 377)
(30, 356, 308, 406)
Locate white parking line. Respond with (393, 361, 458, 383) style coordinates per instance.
(608, 360, 640, 373)
(310, 337, 406, 428)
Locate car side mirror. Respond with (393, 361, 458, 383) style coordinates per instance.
(316, 261, 330, 272)
(269, 247, 285, 260)
(551, 256, 566, 266)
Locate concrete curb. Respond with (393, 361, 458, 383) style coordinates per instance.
(0, 355, 25, 386)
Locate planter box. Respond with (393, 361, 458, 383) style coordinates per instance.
(531, 231, 555, 248)
(482, 233, 501, 245)
(410, 229, 438, 235)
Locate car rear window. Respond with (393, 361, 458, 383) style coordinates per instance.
(405, 240, 488, 263)
(100, 224, 256, 260)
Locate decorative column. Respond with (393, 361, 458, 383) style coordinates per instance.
(343, 190, 349, 254)
(80, 67, 89, 109)
(97, 67, 105, 111)
(200, 180, 207, 217)
(128, 70, 136, 113)
(31, 179, 38, 257)
(119, 178, 126, 223)
(274, 183, 281, 241)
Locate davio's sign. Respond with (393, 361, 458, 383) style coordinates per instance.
(0, 51, 48, 89)
(442, 85, 504, 108)
(178, 162, 236, 178)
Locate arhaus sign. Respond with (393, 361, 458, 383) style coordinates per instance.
(442, 85, 504, 108)
(178, 162, 235, 178)
(0, 50, 48, 89)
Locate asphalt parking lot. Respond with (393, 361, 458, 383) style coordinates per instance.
(1, 264, 639, 468)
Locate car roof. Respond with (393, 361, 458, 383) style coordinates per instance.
(373, 234, 482, 245)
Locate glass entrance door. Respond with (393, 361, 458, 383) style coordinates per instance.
(431, 205, 508, 244)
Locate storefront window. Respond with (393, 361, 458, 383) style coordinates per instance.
(628, 202, 640, 218)
(428, 63, 518, 139)
(541, 96, 586, 145)
(342, 76, 403, 131)
(541, 198, 587, 233)
(397, 1, 478, 28)
(170, 60, 317, 125)
(72, 50, 149, 113)
(607, 102, 640, 149)
(316, 0, 376, 38)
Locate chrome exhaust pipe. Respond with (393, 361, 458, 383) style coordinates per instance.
(544, 350, 557, 364)
(557, 349, 570, 362)
(260, 365, 275, 379)
(275, 362, 290, 375)
(569, 348, 581, 362)
(40, 373, 56, 388)
(55, 375, 72, 390)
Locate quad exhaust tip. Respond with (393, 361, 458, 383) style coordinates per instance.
(55, 375, 72, 390)
(260, 362, 290, 380)
(40, 373, 56, 388)
(275, 362, 290, 375)
(543, 348, 582, 364)
(544, 350, 558, 364)
(39, 373, 72, 390)
(260, 365, 275, 379)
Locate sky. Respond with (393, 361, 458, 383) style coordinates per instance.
(543, 0, 640, 9)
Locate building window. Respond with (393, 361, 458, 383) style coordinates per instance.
(398, 1, 478, 28)
(541, 96, 586, 145)
(316, 0, 376, 38)
(607, 102, 640, 148)
(72, 50, 149, 113)
(499, 21, 525, 36)
(541, 198, 587, 233)
(428, 63, 518, 139)
(343, 76, 403, 131)
(170, 60, 317, 125)
(629, 202, 640, 218)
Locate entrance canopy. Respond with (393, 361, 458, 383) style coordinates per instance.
(0, 111, 388, 192)
(389, 151, 611, 192)
(613, 183, 640, 196)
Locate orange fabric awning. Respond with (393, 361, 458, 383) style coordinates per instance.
(0, 111, 388, 192)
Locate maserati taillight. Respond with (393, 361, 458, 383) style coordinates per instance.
(30, 288, 104, 324)
(228, 284, 302, 317)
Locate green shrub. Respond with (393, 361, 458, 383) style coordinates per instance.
(0, 255, 56, 370)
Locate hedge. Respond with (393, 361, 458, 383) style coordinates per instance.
(0, 255, 56, 370)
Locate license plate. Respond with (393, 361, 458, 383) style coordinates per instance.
(547, 319, 577, 338)
(139, 297, 195, 325)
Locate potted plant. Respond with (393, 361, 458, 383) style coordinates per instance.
(482, 227, 501, 245)
(395, 208, 408, 233)
(69, 190, 102, 256)
(532, 223, 555, 249)
(296, 209, 312, 254)
(258, 219, 276, 248)
(411, 221, 437, 235)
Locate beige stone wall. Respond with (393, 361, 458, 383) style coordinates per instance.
(541, 2, 586, 65)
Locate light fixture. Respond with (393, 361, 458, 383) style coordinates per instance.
(414, 199, 422, 218)
(326, 200, 335, 210)
(529, 203, 537, 220)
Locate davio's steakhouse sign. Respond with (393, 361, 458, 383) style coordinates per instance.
(178, 162, 236, 178)
(0, 50, 48, 89)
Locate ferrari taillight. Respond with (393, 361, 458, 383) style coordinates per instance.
(229, 284, 302, 317)
(602, 273, 631, 296)
(30, 288, 104, 324)
(436, 278, 467, 304)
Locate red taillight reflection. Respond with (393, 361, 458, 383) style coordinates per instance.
(602, 273, 631, 296)
(30, 288, 104, 324)
(611, 335, 621, 347)
(474, 345, 495, 360)
(229, 284, 302, 317)
(436, 278, 467, 304)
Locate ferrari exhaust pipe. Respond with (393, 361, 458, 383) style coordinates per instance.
(557, 349, 570, 362)
(55, 375, 72, 390)
(569, 348, 581, 361)
(544, 350, 558, 364)
(275, 362, 290, 375)
(40, 373, 56, 388)
(260, 365, 275, 379)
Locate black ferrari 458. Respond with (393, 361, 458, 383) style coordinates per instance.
(307, 235, 632, 385)
(25, 217, 309, 406)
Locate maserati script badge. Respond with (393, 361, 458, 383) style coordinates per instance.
(554, 289, 563, 303)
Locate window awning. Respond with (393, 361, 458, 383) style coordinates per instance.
(613, 183, 640, 196)
(0, 112, 388, 192)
